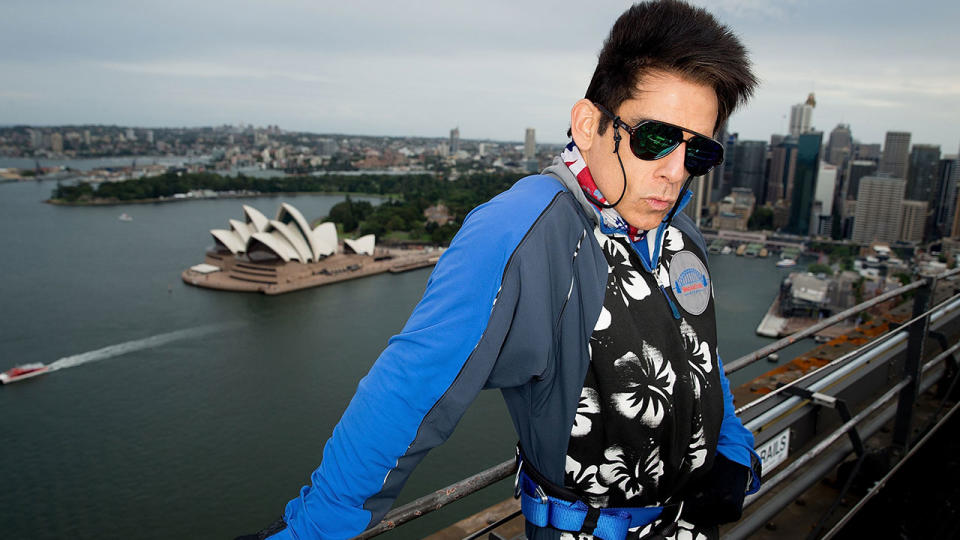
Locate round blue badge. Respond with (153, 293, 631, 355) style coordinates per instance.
(668, 250, 711, 315)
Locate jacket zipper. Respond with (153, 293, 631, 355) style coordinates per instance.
(653, 258, 681, 320)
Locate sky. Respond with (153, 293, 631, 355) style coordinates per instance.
(2, 0, 958, 151)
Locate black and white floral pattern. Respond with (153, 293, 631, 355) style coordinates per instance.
(610, 346, 675, 426)
(563, 225, 724, 540)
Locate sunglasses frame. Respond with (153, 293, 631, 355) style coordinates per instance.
(593, 102, 724, 177)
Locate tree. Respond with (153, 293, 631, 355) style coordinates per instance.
(807, 263, 833, 276)
(747, 207, 774, 230)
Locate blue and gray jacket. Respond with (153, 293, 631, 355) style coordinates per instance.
(272, 158, 760, 539)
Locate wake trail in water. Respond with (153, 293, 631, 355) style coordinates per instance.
(48, 323, 242, 372)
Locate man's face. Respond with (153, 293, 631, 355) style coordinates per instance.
(581, 71, 719, 231)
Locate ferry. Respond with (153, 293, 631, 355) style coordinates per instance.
(777, 258, 798, 268)
(118, 213, 133, 222)
(0, 363, 50, 384)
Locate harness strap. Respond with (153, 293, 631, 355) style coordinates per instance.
(517, 472, 666, 539)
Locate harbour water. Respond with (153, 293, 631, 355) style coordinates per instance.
(0, 179, 811, 539)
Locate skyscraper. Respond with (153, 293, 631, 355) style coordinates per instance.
(906, 144, 941, 202)
(813, 162, 838, 236)
(852, 176, 906, 244)
(844, 160, 878, 200)
(731, 140, 767, 202)
(524, 128, 536, 161)
(765, 135, 798, 205)
(900, 200, 928, 243)
(787, 131, 822, 236)
(826, 124, 852, 166)
(449, 127, 460, 154)
(788, 93, 816, 137)
(879, 131, 911, 179)
(935, 156, 959, 239)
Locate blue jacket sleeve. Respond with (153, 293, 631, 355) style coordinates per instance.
(715, 355, 762, 494)
(271, 178, 565, 539)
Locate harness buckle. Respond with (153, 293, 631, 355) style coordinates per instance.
(535, 484, 548, 504)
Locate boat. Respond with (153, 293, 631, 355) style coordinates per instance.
(777, 258, 797, 268)
(721, 246, 733, 255)
(0, 363, 50, 384)
(118, 213, 133, 222)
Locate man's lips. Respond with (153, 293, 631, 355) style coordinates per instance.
(644, 197, 675, 211)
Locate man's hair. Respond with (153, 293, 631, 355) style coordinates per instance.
(583, 0, 757, 136)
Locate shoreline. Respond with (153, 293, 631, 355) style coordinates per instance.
(44, 190, 400, 207)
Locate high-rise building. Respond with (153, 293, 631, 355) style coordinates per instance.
(788, 93, 816, 137)
(826, 124, 852, 166)
(732, 140, 767, 202)
(813, 162, 838, 236)
(936, 156, 959, 238)
(708, 126, 729, 202)
(719, 132, 738, 200)
(682, 175, 705, 227)
(765, 135, 798, 205)
(900, 200, 928, 243)
(449, 127, 460, 154)
(852, 176, 906, 244)
(844, 160, 878, 200)
(50, 132, 63, 154)
(906, 144, 941, 202)
(879, 131, 911, 179)
(126, 127, 136, 142)
(787, 131, 822, 236)
(524, 128, 536, 161)
(854, 143, 882, 162)
(145, 130, 155, 144)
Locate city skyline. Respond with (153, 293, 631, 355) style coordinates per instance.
(2, 0, 959, 150)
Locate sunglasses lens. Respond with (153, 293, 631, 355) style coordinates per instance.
(631, 121, 683, 160)
(685, 138, 724, 176)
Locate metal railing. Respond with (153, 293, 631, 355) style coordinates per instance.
(353, 267, 960, 539)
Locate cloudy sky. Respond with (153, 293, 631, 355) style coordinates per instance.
(2, 0, 958, 150)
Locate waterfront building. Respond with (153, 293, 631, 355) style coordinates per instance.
(50, 132, 63, 154)
(715, 187, 755, 231)
(900, 200, 928, 244)
(844, 160, 878, 200)
(732, 139, 767, 202)
(766, 135, 798, 205)
(779, 272, 830, 318)
(788, 93, 816, 137)
(826, 124, 852, 166)
(852, 176, 906, 244)
(787, 131, 822, 236)
(879, 131, 911, 179)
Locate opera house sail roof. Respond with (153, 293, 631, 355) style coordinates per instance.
(209, 203, 353, 263)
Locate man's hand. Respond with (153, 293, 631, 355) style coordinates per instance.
(682, 454, 751, 526)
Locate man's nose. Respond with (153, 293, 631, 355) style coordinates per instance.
(659, 142, 688, 183)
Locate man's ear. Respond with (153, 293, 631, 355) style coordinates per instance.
(570, 99, 599, 151)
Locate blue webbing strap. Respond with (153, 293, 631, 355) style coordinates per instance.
(517, 472, 665, 540)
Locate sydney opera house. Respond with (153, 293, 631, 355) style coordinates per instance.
(182, 202, 440, 294)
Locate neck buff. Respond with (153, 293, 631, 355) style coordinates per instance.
(561, 140, 647, 243)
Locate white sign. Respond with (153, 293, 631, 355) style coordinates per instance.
(756, 428, 791, 476)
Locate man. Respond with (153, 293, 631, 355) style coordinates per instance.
(247, 1, 760, 538)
